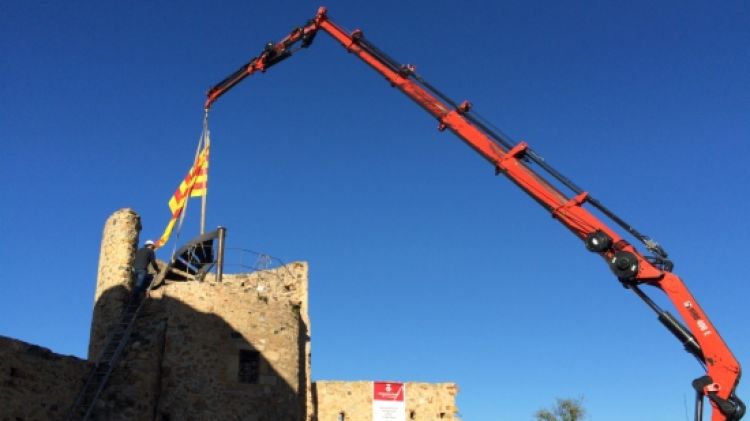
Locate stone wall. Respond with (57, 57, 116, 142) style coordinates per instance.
(146, 263, 311, 420)
(313, 381, 459, 421)
(85, 296, 167, 421)
(0, 336, 89, 420)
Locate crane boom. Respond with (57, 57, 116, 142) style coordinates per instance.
(204, 7, 744, 420)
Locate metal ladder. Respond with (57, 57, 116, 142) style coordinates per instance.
(66, 228, 225, 420)
(65, 273, 160, 421)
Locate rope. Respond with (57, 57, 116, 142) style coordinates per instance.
(170, 112, 211, 260)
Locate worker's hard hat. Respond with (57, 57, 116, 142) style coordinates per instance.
(145, 240, 155, 246)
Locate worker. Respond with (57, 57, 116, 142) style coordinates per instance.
(132, 240, 159, 299)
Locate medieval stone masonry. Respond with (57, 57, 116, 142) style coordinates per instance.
(0, 209, 459, 420)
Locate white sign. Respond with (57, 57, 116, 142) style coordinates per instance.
(373, 381, 405, 421)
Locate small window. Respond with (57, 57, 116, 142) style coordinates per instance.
(238, 349, 260, 383)
(338, 411, 346, 421)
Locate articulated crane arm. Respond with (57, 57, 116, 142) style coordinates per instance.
(205, 7, 744, 420)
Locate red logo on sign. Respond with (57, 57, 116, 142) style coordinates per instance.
(373, 382, 404, 401)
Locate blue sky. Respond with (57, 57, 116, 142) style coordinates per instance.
(2, 1, 748, 420)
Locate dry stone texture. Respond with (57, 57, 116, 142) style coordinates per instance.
(89, 208, 141, 360)
(314, 381, 459, 421)
(0, 336, 89, 420)
(145, 264, 311, 420)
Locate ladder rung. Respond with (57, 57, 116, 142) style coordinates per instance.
(69, 294, 149, 420)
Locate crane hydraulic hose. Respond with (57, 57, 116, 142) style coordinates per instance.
(203, 7, 743, 420)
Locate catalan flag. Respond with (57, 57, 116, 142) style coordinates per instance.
(190, 143, 209, 198)
(155, 137, 210, 248)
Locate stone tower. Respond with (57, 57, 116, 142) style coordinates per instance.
(88, 208, 140, 360)
(84, 209, 313, 419)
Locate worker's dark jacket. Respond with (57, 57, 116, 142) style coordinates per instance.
(133, 247, 159, 272)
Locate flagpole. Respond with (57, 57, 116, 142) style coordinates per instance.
(200, 187, 207, 234)
(200, 111, 209, 234)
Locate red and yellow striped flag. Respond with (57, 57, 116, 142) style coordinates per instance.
(190, 143, 209, 198)
(155, 140, 210, 248)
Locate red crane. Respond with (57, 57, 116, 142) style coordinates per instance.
(204, 7, 744, 421)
